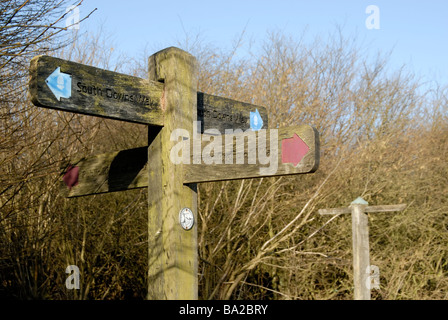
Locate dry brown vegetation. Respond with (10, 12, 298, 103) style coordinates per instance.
(1, 1, 447, 299)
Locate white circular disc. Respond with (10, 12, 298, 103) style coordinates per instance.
(179, 207, 194, 230)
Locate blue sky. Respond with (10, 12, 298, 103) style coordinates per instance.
(73, 0, 448, 86)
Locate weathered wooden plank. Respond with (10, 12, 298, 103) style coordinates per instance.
(365, 204, 407, 213)
(318, 207, 352, 215)
(318, 204, 407, 215)
(183, 124, 320, 183)
(146, 47, 198, 300)
(61, 124, 320, 197)
(197, 92, 268, 133)
(29, 55, 165, 125)
(60, 147, 148, 198)
(350, 202, 371, 300)
(29, 55, 270, 130)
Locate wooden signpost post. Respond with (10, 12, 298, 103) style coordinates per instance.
(30, 47, 320, 300)
(319, 197, 406, 300)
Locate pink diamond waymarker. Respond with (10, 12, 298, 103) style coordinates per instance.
(63, 165, 79, 189)
(281, 133, 309, 166)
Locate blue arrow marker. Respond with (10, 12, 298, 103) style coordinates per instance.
(250, 108, 263, 131)
(46, 67, 72, 101)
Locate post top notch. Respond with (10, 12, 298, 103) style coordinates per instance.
(351, 197, 369, 206)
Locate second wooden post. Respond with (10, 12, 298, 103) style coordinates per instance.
(147, 47, 198, 299)
(349, 197, 370, 300)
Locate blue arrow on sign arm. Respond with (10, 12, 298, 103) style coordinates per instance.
(45, 67, 72, 101)
(250, 108, 263, 131)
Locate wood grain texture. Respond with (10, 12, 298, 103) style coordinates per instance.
(319, 204, 407, 215)
(29, 55, 164, 125)
(350, 203, 371, 300)
(60, 147, 148, 198)
(29, 55, 269, 130)
(62, 124, 320, 197)
(146, 47, 198, 300)
(197, 92, 268, 133)
(318, 207, 352, 215)
(364, 204, 407, 213)
(184, 124, 320, 183)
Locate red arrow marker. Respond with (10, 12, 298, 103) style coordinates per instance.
(281, 133, 310, 166)
(63, 164, 79, 189)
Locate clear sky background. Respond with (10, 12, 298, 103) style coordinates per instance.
(73, 0, 448, 87)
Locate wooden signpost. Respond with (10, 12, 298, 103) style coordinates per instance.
(30, 47, 320, 300)
(319, 197, 406, 300)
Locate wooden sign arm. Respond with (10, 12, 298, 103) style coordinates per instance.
(319, 203, 407, 216)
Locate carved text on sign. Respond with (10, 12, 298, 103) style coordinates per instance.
(198, 105, 247, 124)
(76, 81, 157, 107)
